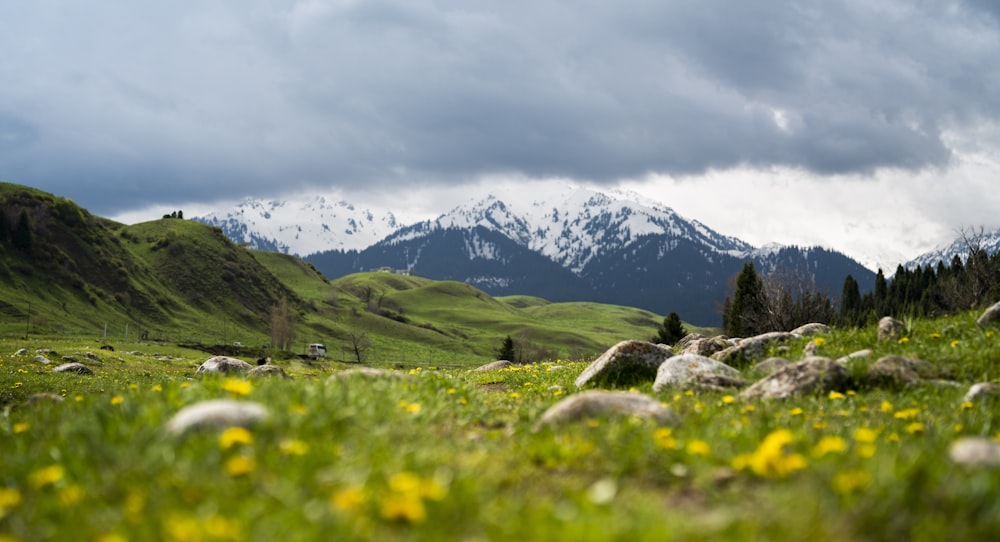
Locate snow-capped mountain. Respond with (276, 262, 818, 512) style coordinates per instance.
(905, 227, 1000, 271)
(387, 186, 752, 275)
(303, 185, 874, 325)
(193, 196, 401, 254)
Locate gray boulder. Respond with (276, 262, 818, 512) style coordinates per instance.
(53, 362, 93, 375)
(534, 391, 680, 431)
(713, 332, 795, 367)
(877, 316, 906, 342)
(791, 323, 831, 337)
(740, 357, 848, 400)
(836, 349, 873, 366)
(195, 356, 253, 376)
(248, 365, 290, 379)
(574, 340, 672, 388)
(865, 355, 935, 388)
(949, 437, 1000, 468)
(750, 357, 790, 376)
(676, 336, 732, 357)
(977, 300, 1000, 328)
(165, 399, 270, 436)
(34, 355, 52, 364)
(964, 382, 1000, 403)
(472, 360, 514, 372)
(652, 354, 741, 392)
(14, 348, 29, 356)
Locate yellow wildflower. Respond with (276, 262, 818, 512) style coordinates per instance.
(962, 401, 974, 410)
(898, 337, 909, 344)
(224, 456, 255, 477)
(0, 487, 21, 518)
(721, 395, 735, 405)
(789, 408, 804, 416)
(812, 436, 848, 458)
(880, 401, 894, 413)
(380, 492, 426, 523)
(111, 395, 124, 406)
(894, 408, 920, 420)
(152, 384, 163, 392)
(686, 439, 711, 457)
(13, 422, 29, 434)
(856, 444, 877, 458)
(742, 404, 756, 413)
(204, 515, 242, 540)
(930, 332, 942, 339)
(854, 428, 879, 443)
(331, 485, 367, 513)
(96, 534, 127, 542)
(950, 340, 960, 348)
(279, 439, 310, 456)
(813, 337, 827, 347)
(30, 464, 65, 488)
(886, 433, 900, 442)
(733, 429, 807, 479)
(219, 426, 254, 449)
(828, 391, 845, 400)
(221, 378, 252, 397)
(653, 427, 679, 450)
(905, 422, 925, 434)
(832, 470, 871, 494)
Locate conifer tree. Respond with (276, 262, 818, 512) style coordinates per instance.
(496, 335, 516, 361)
(11, 209, 32, 252)
(653, 312, 687, 344)
(727, 262, 766, 337)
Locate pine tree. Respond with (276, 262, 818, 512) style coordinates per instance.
(839, 274, 861, 326)
(11, 209, 32, 252)
(653, 312, 687, 344)
(496, 335, 516, 361)
(727, 262, 767, 337)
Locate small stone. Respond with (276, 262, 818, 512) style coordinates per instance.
(877, 316, 906, 342)
(34, 355, 52, 365)
(865, 355, 935, 388)
(949, 437, 1000, 468)
(14, 348, 29, 356)
(83, 352, 99, 360)
(165, 399, 270, 436)
(713, 332, 795, 367)
(53, 362, 93, 375)
(534, 391, 680, 430)
(836, 350, 873, 366)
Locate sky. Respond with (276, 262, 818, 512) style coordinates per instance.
(2, 0, 999, 271)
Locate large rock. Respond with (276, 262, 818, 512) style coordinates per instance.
(713, 332, 795, 367)
(740, 357, 849, 400)
(248, 365, 290, 379)
(964, 382, 1000, 403)
(195, 356, 253, 376)
(750, 357, 790, 376)
(877, 316, 906, 342)
(534, 391, 680, 430)
(977, 301, 1000, 328)
(865, 355, 935, 388)
(949, 437, 1000, 468)
(165, 399, 270, 436)
(574, 340, 671, 388)
(652, 354, 741, 392)
(53, 362, 93, 375)
(790, 323, 831, 337)
(472, 360, 514, 372)
(676, 336, 732, 357)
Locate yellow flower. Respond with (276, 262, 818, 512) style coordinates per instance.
(813, 337, 827, 347)
(96, 534, 128, 542)
(856, 444, 877, 458)
(898, 337, 909, 344)
(405, 402, 422, 414)
(686, 439, 711, 457)
(880, 401, 894, 413)
(30, 464, 65, 488)
(152, 384, 163, 392)
(331, 485, 367, 513)
(886, 433, 900, 442)
(962, 401, 975, 410)
(111, 395, 124, 406)
(742, 404, 756, 413)
(929, 332, 942, 339)
(13, 422, 29, 434)
(789, 408, 804, 416)
(721, 395, 735, 405)
(653, 427, 679, 450)
(812, 436, 848, 457)
(446, 388, 456, 394)
(221, 378, 252, 397)
(893, 408, 920, 420)
(828, 391, 845, 400)
(854, 428, 879, 444)
(950, 340, 960, 348)
(508, 392, 520, 400)
(219, 427, 254, 449)
(813, 421, 829, 430)
(204, 515, 242, 540)
(224, 456, 255, 477)
(59, 484, 85, 506)
(733, 429, 807, 479)
(832, 470, 871, 494)
(279, 439, 310, 456)
(0, 487, 22, 518)
(905, 422, 925, 434)
(380, 492, 426, 523)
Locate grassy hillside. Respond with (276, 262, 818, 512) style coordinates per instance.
(0, 183, 679, 366)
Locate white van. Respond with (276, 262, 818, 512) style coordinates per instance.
(308, 343, 327, 358)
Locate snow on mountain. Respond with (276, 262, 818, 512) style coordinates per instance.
(193, 196, 401, 255)
(905, 227, 1000, 271)
(383, 184, 753, 274)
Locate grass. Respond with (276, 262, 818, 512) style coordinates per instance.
(3, 310, 1000, 541)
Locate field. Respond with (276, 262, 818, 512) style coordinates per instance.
(3, 310, 1000, 541)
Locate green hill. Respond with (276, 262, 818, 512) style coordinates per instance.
(0, 182, 693, 365)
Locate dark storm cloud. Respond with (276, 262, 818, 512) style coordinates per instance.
(0, 0, 997, 215)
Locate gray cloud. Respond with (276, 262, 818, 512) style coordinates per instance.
(0, 0, 997, 215)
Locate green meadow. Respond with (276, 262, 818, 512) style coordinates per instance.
(3, 309, 1000, 541)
